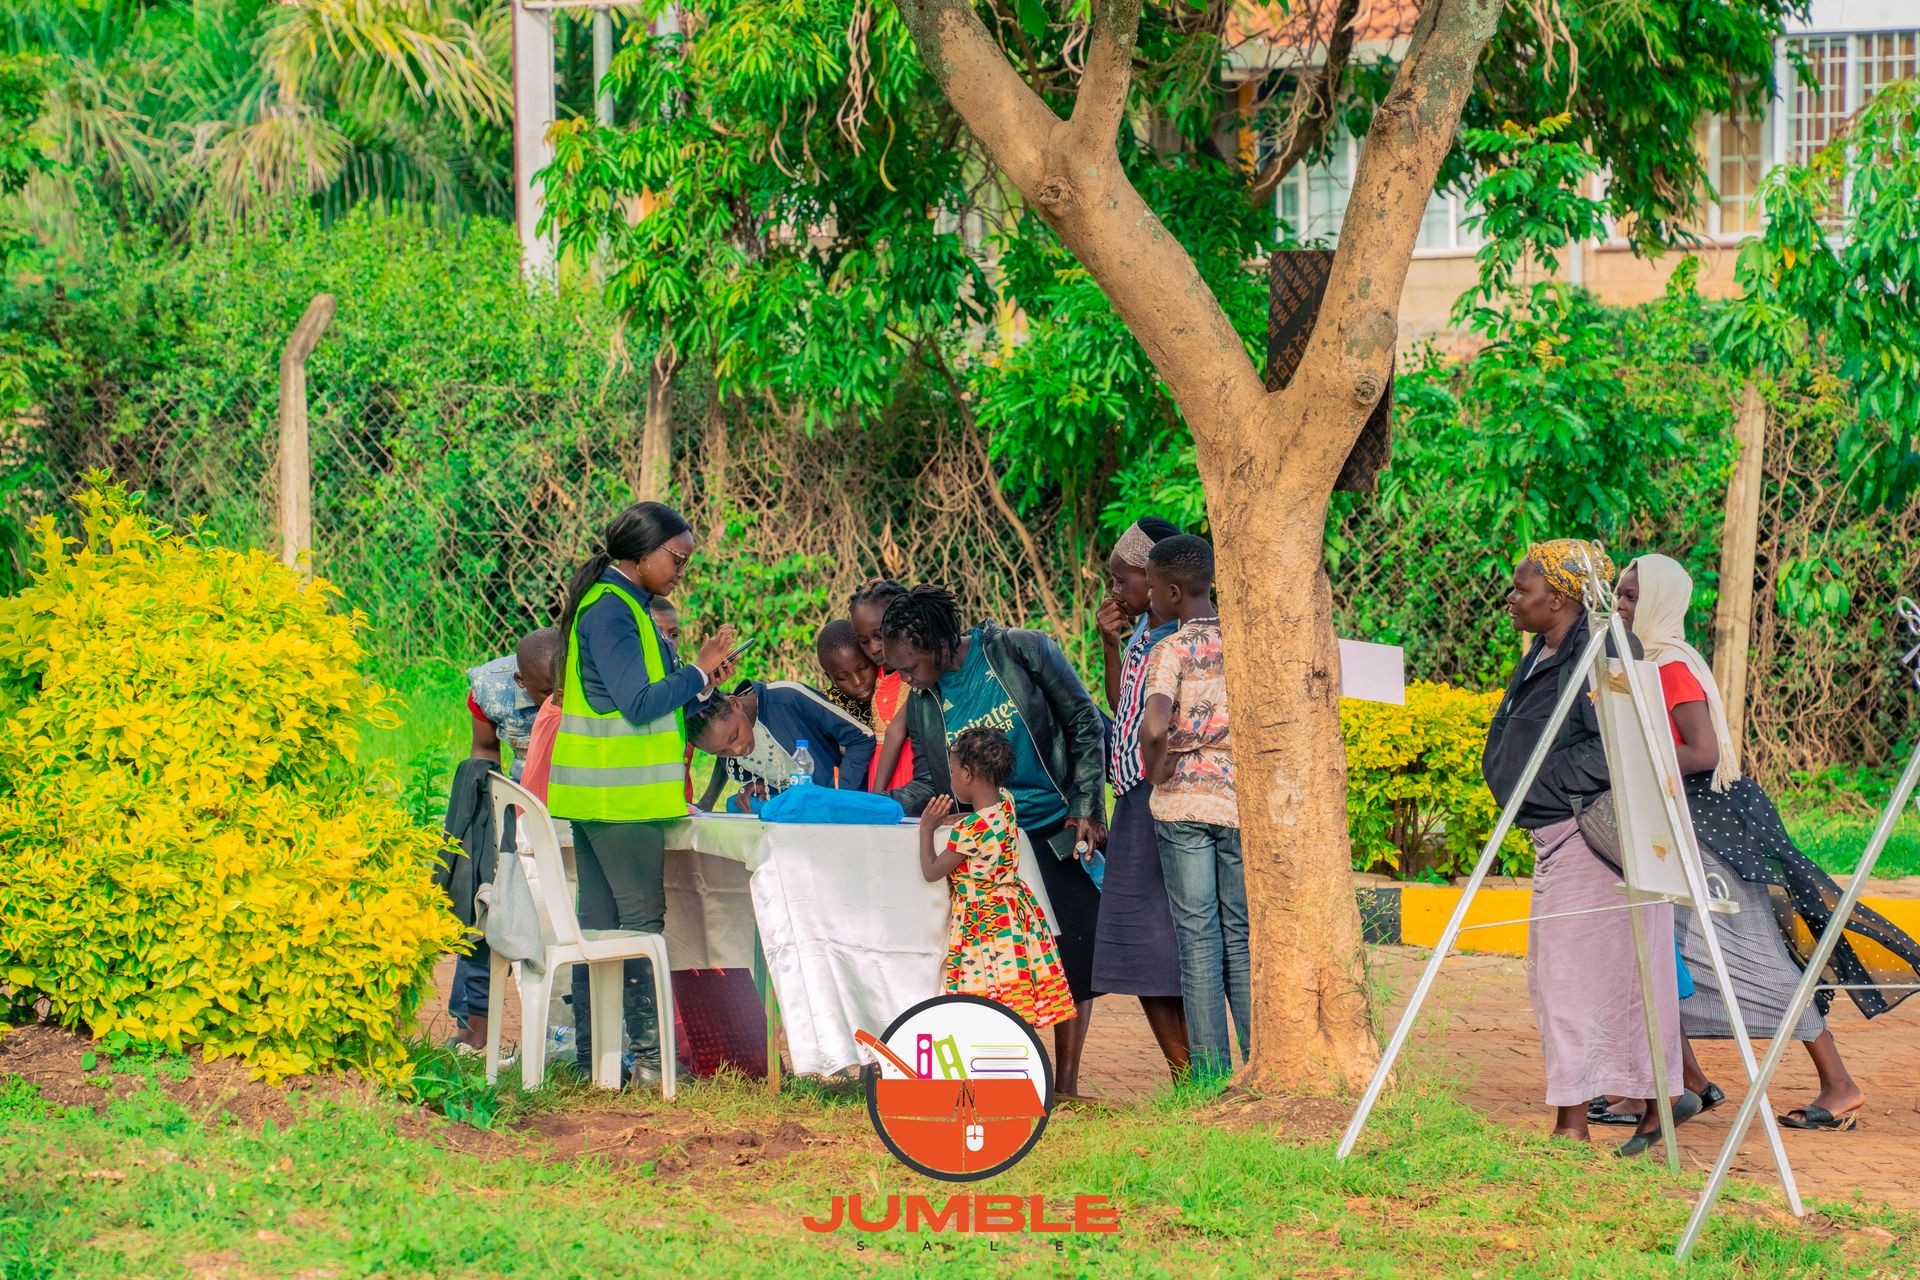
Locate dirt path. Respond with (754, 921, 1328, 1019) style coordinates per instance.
(432, 945, 1920, 1213)
(1076, 946, 1920, 1212)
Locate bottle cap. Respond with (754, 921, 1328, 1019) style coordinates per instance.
(796, 739, 809, 749)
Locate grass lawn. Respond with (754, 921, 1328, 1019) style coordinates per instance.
(0, 1030, 1911, 1279)
(358, 663, 472, 824)
(1780, 804, 1920, 881)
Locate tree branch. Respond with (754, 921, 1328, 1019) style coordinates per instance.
(1284, 0, 1504, 486)
(1246, 0, 1361, 209)
(895, 0, 1268, 439)
(895, 0, 1061, 191)
(1069, 0, 1142, 150)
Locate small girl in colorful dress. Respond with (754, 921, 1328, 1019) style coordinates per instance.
(919, 728, 1077, 1029)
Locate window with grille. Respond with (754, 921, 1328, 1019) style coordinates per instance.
(1781, 29, 1919, 217)
(1710, 112, 1767, 237)
(1271, 127, 1481, 254)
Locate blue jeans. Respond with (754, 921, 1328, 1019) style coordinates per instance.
(1154, 820, 1251, 1080)
(448, 942, 490, 1024)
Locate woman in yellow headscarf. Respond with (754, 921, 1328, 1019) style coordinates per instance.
(1482, 539, 1693, 1155)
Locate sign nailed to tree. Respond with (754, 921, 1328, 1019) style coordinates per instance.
(1266, 250, 1393, 493)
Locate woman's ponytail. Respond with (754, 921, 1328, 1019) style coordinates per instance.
(557, 552, 614, 675)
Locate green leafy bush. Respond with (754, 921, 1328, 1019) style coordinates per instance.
(0, 478, 463, 1082)
(1342, 682, 1533, 880)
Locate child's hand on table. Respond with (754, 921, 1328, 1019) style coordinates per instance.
(918, 794, 955, 831)
(917, 795, 963, 882)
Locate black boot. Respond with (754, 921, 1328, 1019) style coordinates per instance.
(571, 963, 594, 1078)
(623, 957, 662, 1087)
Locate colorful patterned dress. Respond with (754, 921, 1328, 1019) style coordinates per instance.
(941, 791, 1077, 1029)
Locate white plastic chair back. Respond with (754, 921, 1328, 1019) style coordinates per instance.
(486, 773, 582, 950)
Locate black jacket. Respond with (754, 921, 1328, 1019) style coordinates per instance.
(435, 757, 511, 928)
(889, 622, 1107, 856)
(1482, 612, 1638, 830)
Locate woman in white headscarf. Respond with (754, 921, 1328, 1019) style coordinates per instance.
(1619, 553, 1920, 1133)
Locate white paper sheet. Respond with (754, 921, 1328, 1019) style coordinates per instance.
(1339, 638, 1406, 705)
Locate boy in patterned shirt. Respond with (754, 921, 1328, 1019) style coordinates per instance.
(1139, 535, 1247, 1082)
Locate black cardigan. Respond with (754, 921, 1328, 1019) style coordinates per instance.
(1481, 612, 1639, 829)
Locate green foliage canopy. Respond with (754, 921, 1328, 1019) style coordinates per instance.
(543, 0, 1799, 560)
(1718, 76, 1920, 508)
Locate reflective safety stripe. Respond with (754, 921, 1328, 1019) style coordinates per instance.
(559, 712, 680, 738)
(547, 761, 687, 789)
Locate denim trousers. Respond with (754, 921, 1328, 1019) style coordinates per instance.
(448, 943, 490, 1023)
(569, 819, 667, 1071)
(1153, 819, 1251, 1079)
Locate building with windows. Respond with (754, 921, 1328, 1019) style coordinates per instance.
(1224, 0, 1917, 346)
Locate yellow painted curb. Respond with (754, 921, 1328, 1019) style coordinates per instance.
(1387, 885, 1920, 958)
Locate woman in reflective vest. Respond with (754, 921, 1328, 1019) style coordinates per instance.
(550, 501, 737, 1081)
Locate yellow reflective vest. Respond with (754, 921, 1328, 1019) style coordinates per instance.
(547, 582, 687, 822)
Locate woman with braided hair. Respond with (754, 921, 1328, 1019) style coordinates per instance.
(882, 585, 1109, 1096)
(1482, 539, 1695, 1154)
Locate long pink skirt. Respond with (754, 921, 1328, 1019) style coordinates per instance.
(1527, 817, 1683, 1107)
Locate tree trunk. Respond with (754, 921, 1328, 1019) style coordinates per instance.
(1207, 452, 1377, 1084)
(639, 343, 679, 502)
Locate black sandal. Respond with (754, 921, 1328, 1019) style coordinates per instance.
(1697, 1082, 1726, 1113)
(1587, 1096, 1644, 1126)
(1777, 1104, 1859, 1132)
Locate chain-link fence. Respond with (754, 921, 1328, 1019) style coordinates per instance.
(25, 361, 1091, 679)
(16, 332, 1917, 786)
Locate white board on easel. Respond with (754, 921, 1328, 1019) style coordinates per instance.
(1591, 657, 1718, 909)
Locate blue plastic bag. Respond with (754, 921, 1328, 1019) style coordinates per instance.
(1674, 936, 1696, 1000)
(758, 786, 905, 825)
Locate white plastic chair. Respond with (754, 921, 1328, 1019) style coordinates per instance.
(482, 773, 676, 1098)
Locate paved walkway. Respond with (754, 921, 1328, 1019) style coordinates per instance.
(1075, 945, 1920, 1211)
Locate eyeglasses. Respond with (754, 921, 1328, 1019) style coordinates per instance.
(660, 545, 691, 569)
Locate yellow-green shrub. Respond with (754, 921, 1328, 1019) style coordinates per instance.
(0, 477, 463, 1082)
(1342, 681, 1533, 880)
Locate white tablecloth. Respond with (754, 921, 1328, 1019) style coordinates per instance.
(659, 814, 1058, 1078)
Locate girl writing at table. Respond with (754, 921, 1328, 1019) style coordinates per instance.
(920, 728, 1077, 1030)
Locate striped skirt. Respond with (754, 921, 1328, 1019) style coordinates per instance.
(1676, 848, 1824, 1042)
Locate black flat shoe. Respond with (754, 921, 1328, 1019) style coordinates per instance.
(1698, 1082, 1726, 1113)
(1778, 1103, 1860, 1132)
(1588, 1096, 1644, 1126)
(1618, 1090, 1704, 1157)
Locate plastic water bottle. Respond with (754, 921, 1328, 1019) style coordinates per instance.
(546, 985, 575, 1057)
(1085, 849, 1106, 892)
(790, 739, 815, 789)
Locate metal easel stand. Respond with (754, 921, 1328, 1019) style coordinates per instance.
(1340, 570, 1798, 1198)
(1676, 596, 1920, 1260)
